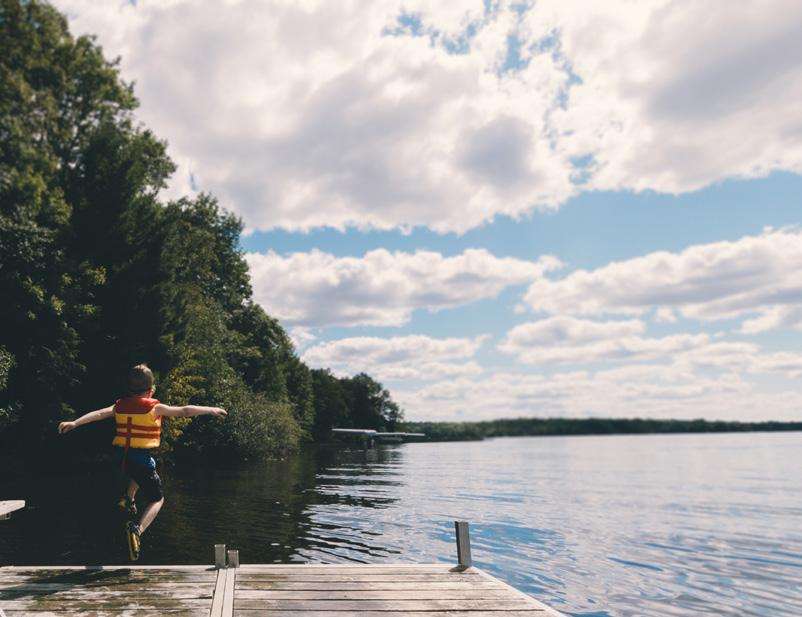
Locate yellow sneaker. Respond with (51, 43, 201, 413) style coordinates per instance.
(126, 522, 141, 561)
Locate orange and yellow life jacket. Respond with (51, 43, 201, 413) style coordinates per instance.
(112, 397, 162, 450)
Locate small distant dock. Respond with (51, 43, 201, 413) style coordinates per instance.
(0, 523, 566, 616)
(0, 501, 25, 521)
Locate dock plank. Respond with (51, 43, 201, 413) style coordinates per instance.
(473, 568, 566, 617)
(233, 613, 543, 617)
(0, 582, 216, 592)
(223, 565, 236, 616)
(0, 599, 211, 610)
(3, 612, 208, 617)
(235, 581, 506, 591)
(232, 599, 545, 611)
(210, 568, 229, 617)
(236, 574, 485, 582)
(0, 569, 215, 579)
(0, 590, 212, 600)
(239, 565, 458, 573)
(0, 500, 25, 518)
(236, 589, 524, 600)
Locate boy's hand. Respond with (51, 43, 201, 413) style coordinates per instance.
(58, 421, 77, 434)
(211, 407, 227, 417)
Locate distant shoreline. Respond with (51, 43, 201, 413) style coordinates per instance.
(399, 418, 802, 441)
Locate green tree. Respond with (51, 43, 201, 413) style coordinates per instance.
(228, 303, 291, 402)
(0, 0, 138, 443)
(342, 373, 403, 431)
(310, 369, 351, 439)
(160, 300, 299, 459)
(284, 356, 315, 439)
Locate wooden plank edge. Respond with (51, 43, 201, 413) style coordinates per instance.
(222, 566, 236, 617)
(0, 565, 216, 571)
(230, 599, 546, 610)
(230, 612, 544, 617)
(0, 500, 25, 518)
(472, 568, 568, 617)
(237, 563, 455, 570)
(209, 567, 228, 617)
(0, 608, 211, 613)
(2, 563, 455, 572)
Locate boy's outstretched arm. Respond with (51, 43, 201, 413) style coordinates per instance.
(156, 404, 227, 418)
(58, 405, 114, 434)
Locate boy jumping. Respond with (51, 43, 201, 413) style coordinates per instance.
(57, 364, 227, 560)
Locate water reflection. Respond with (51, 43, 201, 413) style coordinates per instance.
(0, 444, 407, 567)
(2, 433, 801, 616)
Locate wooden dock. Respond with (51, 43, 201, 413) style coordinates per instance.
(0, 501, 25, 521)
(0, 563, 566, 617)
(0, 522, 566, 616)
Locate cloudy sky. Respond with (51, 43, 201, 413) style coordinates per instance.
(56, 0, 802, 422)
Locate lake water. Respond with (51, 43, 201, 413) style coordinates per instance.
(2, 432, 801, 616)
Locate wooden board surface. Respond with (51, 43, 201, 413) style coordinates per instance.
(1, 611, 208, 617)
(233, 613, 546, 617)
(0, 564, 567, 617)
(0, 500, 25, 517)
(234, 565, 560, 616)
(0, 566, 215, 616)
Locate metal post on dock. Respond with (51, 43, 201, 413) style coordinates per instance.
(454, 520, 472, 570)
(215, 544, 226, 569)
(227, 549, 240, 568)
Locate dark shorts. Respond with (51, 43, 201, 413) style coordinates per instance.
(114, 447, 164, 503)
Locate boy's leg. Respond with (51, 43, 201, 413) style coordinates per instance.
(124, 453, 162, 561)
(138, 497, 164, 534)
(117, 479, 139, 516)
(127, 479, 139, 499)
(133, 455, 164, 534)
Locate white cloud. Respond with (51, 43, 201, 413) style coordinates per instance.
(753, 352, 802, 379)
(655, 308, 677, 323)
(740, 305, 802, 334)
(395, 367, 802, 422)
(673, 341, 759, 373)
(301, 335, 486, 381)
(288, 327, 317, 351)
(499, 316, 707, 364)
(498, 316, 802, 378)
(677, 342, 802, 379)
(503, 316, 645, 345)
(53, 1, 802, 233)
(536, 0, 802, 194)
(246, 248, 561, 327)
(53, 0, 572, 233)
(523, 229, 802, 331)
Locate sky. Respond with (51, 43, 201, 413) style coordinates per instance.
(54, 0, 802, 422)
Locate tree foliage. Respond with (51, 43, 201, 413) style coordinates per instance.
(0, 0, 402, 462)
(401, 417, 802, 441)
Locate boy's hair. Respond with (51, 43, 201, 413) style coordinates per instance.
(127, 364, 155, 395)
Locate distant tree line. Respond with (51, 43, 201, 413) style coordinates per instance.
(401, 417, 802, 441)
(0, 0, 401, 464)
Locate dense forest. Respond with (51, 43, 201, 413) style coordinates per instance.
(0, 0, 402, 464)
(401, 417, 802, 441)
